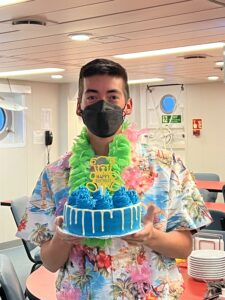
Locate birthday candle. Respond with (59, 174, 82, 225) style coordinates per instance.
(100, 186, 104, 196)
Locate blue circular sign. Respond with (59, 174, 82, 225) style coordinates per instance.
(160, 95, 176, 114)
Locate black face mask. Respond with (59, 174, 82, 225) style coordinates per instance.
(81, 100, 125, 138)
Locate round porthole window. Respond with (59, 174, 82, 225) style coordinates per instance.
(160, 94, 176, 114)
(0, 107, 12, 140)
(0, 108, 6, 131)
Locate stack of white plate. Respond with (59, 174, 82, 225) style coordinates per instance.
(188, 250, 225, 281)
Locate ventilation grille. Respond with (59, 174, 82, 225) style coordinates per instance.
(12, 18, 46, 27)
(183, 54, 208, 60)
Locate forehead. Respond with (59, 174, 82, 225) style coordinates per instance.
(83, 74, 124, 93)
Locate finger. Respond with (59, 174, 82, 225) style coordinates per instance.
(132, 223, 152, 239)
(61, 236, 82, 242)
(123, 236, 144, 245)
(55, 216, 64, 227)
(57, 229, 83, 242)
(121, 237, 141, 246)
(125, 241, 140, 246)
(143, 204, 156, 224)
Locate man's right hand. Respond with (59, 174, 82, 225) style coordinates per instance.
(54, 216, 84, 245)
(40, 216, 84, 272)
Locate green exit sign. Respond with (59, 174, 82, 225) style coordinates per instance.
(162, 115, 182, 123)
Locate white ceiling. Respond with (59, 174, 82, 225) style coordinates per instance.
(1, 0, 225, 84)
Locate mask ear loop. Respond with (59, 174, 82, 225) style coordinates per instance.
(122, 103, 127, 119)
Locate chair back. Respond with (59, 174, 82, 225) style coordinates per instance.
(194, 172, 220, 202)
(11, 196, 36, 253)
(200, 229, 225, 242)
(0, 254, 25, 300)
(10, 196, 42, 273)
(195, 229, 225, 251)
(205, 209, 225, 231)
(222, 185, 225, 202)
(198, 188, 211, 202)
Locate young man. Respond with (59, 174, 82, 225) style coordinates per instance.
(17, 59, 211, 300)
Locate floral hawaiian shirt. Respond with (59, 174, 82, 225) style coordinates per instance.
(17, 144, 212, 300)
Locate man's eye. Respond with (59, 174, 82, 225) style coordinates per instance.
(87, 96, 98, 101)
(109, 95, 119, 101)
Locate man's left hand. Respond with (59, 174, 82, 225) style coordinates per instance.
(122, 204, 156, 246)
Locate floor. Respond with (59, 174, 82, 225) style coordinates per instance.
(0, 242, 33, 293)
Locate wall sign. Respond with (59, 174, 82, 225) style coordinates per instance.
(192, 119, 202, 129)
(162, 115, 181, 123)
(192, 118, 202, 136)
(144, 85, 185, 149)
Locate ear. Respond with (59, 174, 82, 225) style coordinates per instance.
(124, 98, 133, 115)
(76, 101, 82, 116)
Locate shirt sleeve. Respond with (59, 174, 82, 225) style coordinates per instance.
(16, 167, 56, 246)
(166, 154, 212, 232)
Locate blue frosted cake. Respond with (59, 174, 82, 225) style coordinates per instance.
(63, 186, 142, 237)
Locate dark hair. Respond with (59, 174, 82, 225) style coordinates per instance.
(78, 58, 130, 101)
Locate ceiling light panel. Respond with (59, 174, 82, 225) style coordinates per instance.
(128, 78, 164, 84)
(215, 61, 224, 67)
(0, 68, 64, 77)
(69, 33, 91, 41)
(208, 76, 219, 80)
(51, 74, 63, 79)
(0, 0, 31, 6)
(114, 43, 225, 59)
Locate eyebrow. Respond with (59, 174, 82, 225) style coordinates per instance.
(107, 89, 121, 94)
(85, 89, 121, 94)
(85, 89, 98, 94)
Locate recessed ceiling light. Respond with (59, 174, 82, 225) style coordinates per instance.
(128, 78, 164, 84)
(51, 74, 63, 79)
(0, 68, 64, 77)
(0, 0, 30, 6)
(114, 42, 225, 59)
(68, 33, 91, 41)
(208, 76, 219, 81)
(215, 61, 224, 67)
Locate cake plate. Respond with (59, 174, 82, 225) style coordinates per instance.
(58, 226, 143, 239)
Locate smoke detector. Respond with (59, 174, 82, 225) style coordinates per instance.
(12, 17, 47, 30)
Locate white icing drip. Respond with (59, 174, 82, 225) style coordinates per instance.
(92, 211, 95, 234)
(121, 208, 124, 231)
(82, 211, 85, 235)
(75, 209, 78, 224)
(134, 206, 138, 220)
(139, 206, 141, 228)
(130, 207, 133, 229)
(110, 210, 113, 218)
(69, 207, 72, 225)
(63, 205, 67, 227)
(101, 211, 104, 232)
